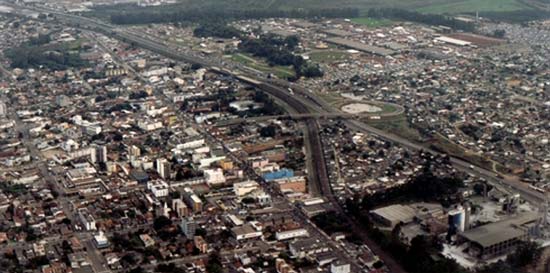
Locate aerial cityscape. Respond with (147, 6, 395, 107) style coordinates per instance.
(0, 0, 548, 273)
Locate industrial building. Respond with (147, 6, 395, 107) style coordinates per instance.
(459, 212, 539, 259)
(324, 37, 395, 56)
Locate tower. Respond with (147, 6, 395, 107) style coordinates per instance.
(156, 158, 170, 179)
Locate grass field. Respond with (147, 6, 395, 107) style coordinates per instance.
(417, 0, 530, 14)
(368, 116, 424, 142)
(230, 53, 295, 79)
(350, 17, 393, 27)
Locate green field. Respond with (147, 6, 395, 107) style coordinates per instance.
(350, 17, 393, 27)
(417, 0, 530, 13)
(308, 50, 349, 63)
(89, 0, 532, 18)
(230, 53, 295, 79)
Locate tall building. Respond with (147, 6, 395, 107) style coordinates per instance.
(91, 145, 108, 164)
(156, 158, 171, 179)
(172, 198, 189, 217)
(448, 206, 466, 232)
(0, 101, 6, 117)
(180, 217, 197, 238)
(182, 187, 203, 212)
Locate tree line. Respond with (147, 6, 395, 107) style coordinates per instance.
(110, 8, 359, 25)
(5, 44, 88, 70)
(367, 8, 475, 32)
(238, 33, 323, 79)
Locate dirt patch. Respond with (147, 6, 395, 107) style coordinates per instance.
(448, 33, 505, 47)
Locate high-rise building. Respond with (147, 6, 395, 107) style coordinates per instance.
(91, 145, 108, 164)
(156, 158, 171, 179)
(172, 198, 189, 217)
(180, 217, 197, 238)
(0, 101, 6, 117)
(448, 206, 466, 232)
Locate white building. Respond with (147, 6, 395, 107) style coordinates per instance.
(78, 208, 96, 231)
(94, 231, 110, 249)
(0, 101, 6, 117)
(204, 168, 226, 185)
(156, 158, 170, 179)
(330, 261, 350, 273)
(275, 228, 309, 241)
(233, 180, 259, 196)
(147, 180, 169, 198)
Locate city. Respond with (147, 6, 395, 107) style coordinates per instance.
(0, 0, 549, 273)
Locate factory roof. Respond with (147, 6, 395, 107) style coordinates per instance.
(370, 204, 417, 223)
(325, 37, 395, 56)
(461, 212, 539, 248)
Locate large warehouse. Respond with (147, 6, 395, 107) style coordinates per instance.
(459, 212, 539, 259)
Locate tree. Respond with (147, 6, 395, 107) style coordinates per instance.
(260, 125, 277, 138)
(493, 29, 506, 38)
(506, 241, 542, 268)
(206, 252, 223, 273)
(153, 216, 172, 231)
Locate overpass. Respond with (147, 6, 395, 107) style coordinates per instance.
(215, 112, 377, 126)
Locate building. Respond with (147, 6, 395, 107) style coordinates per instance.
(156, 158, 171, 179)
(94, 231, 110, 249)
(77, 208, 96, 231)
(448, 206, 466, 232)
(325, 37, 395, 56)
(147, 180, 169, 198)
(234, 180, 259, 196)
(330, 261, 351, 273)
(0, 101, 6, 117)
(182, 187, 203, 212)
(370, 204, 417, 228)
(459, 212, 539, 259)
(56, 95, 71, 107)
(194, 235, 208, 253)
(91, 145, 107, 164)
(181, 217, 197, 238)
(275, 258, 297, 273)
(275, 176, 307, 193)
(289, 238, 330, 258)
(204, 168, 226, 185)
(275, 228, 309, 241)
(232, 223, 262, 241)
(263, 168, 294, 181)
(139, 234, 155, 248)
(129, 145, 141, 157)
(172, 198, 189, 217)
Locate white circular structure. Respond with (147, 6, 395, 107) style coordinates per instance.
(341, 103, 382, 114)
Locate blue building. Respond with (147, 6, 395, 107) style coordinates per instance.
(263, 168, 294, 181)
